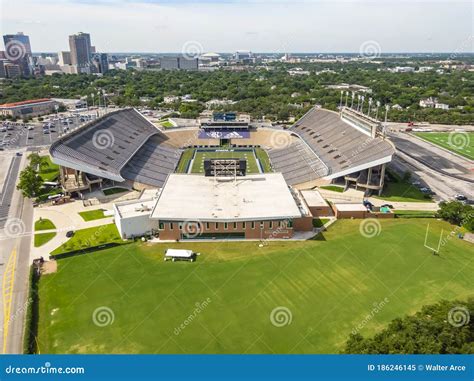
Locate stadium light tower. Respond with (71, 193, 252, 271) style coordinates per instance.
(356, 94, 361, 111)
(339, 91, 343, 110)
(368, 98, 373, 116)
(345, 91, 349, 108)
(350, 92, 355, 109)
(360, 96, 365, 113)
(375, 101, 381, 120)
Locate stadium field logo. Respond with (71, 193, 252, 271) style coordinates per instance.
(359, 219, 381, 238)
(447, 306, 470, 328)
(181, 40, 203, 60)
(447, 131, 470, 150)
(5, 39, 27, 61)
(92, 130, 115, 150)
(270, 306, 292, 327)
(359, 40, 381, 60)
(92, 306, 115, 327)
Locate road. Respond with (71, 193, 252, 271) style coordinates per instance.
(0, 152, 33, 354)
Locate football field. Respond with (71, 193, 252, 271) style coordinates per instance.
(414, 132, 474, 160)
(36, 219, 474, 354)
(190, 149, 261, 174)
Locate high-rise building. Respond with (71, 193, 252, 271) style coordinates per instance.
(3, 32, 32, 76)
(160, 56, 198, 71)
(69, 32, 92, 67)
(58, 51, 71, 66)
(92, 53, 109, 74)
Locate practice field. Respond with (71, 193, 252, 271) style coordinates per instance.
(37, 219, 474, 354)
(414, 132, 474, 161)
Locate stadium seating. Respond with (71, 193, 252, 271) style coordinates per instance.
(121, 135, 182, 188)
(291, 108, 394, 176)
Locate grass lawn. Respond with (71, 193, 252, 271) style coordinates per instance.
(37, 219, 474, 354)
(38, 156, 60, 182)
(312, 218, 330, 228)
(191, 149, 260, 174)
(34, 233, 56, 247)
(50, 224, 123, 256)
(255, 147, 272, 172)
(35, 219, 56, 231)
(176, 148, 195, 173)
(375, 170, 433, 203)
(160, 120, 175, 128)
(414, 132, 474, 161)
(78, 209, 108, 222)
(103, 187, 128, 196)
(394, 210, 437, 218)
(320, 185, 344, 193)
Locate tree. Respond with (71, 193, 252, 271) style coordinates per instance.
(16, 166, 43, 198)
(28, 153, 48, 171)
(436, 201, 473, 230)
(343, 299, 474, 354)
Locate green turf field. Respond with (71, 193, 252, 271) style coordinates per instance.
(190, 149, 261, 174)
(37, 219, 474, 354)
(414, 132, 474, 161)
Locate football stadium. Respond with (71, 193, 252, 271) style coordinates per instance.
(50, 107, 395, 240)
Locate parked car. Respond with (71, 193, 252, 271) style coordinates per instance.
(66, 231, 75, 238)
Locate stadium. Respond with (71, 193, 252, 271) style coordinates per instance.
(50, 107, 395, 240)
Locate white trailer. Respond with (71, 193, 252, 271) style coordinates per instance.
(164, 249, 196, 262)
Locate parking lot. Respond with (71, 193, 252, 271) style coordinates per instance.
(0, 111, 99, 150)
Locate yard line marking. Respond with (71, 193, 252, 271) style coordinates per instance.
(2, 247, 17, 354)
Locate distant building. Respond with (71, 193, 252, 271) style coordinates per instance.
(3, 32, 32, 77)
(69, 32, 92, 68)
(58, 51, 71, 66)
(4, 63, 21, 78)
(92, 53, 109, 74)
(419, 97, 437, 108)
(160, 56, 198, 71)
(435, 103, 449, 110)
(0, 98, 57, 118)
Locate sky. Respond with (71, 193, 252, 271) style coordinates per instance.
(0, 0, 473, 53)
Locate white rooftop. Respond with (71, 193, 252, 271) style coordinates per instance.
(334, 203, 367, 212)
(301, 190, 328, 207)
(151, 173, 302, 222)
(114, 198, 156, 219)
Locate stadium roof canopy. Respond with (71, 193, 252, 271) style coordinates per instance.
(50, 108, 181, 187)
(151, 173, 302, 222)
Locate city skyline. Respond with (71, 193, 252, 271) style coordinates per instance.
(1, 0, 473, 53)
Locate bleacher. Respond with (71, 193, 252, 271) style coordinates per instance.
(50, 108, 181, 188)
(50, 108, 159, 180)
(121, 135, 182, 188)
(268, 138, 328, 185)
(291, 108, 394, 176)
